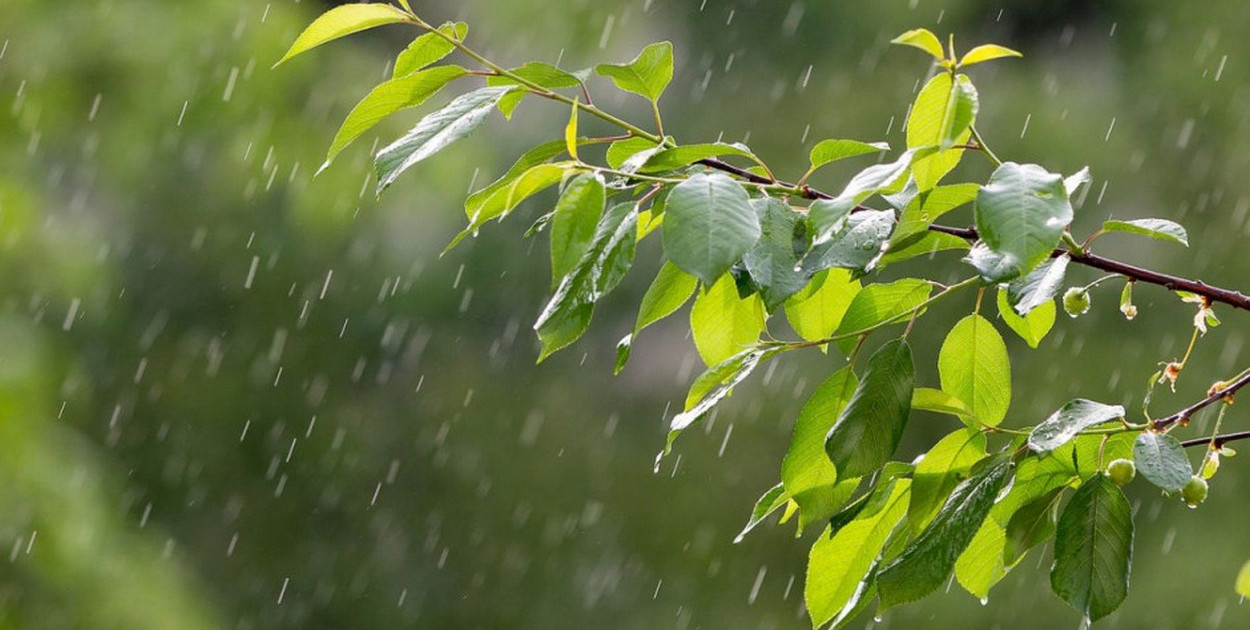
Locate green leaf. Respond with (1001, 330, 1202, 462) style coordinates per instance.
(690, 274, 766, 366)
(781, 367, 859, 528)
(832, 278, 932, 347)
(375, 86, 514, 193)
(606, 137, 662, 169)
(968, 162, 1074, 283)
(911, 387, 978, 425)
(595, 42, 674, 103)
(662, 173, 761, 286)
(878, 457, 1012, 608)
(487, 62, 588, 118)
(938, 314, 1011, 426)
(534, 202, 637, 361)
(996, 288, 1055, 349)
(802, 210, 896, 275)
(743, 198, 808, 310)
(321, 66, 467, 173)
(958, 44, 1023, 67)
(549, 173, 606, 286)
(808, 151, 919, 238)
(735, 482, 789, 541)
(1028, 399, 1126, 454)
(1102, 219, 1189, 247)
(465, 141, 569, 219)
(449, 163, 573, 248)
(1005, 254, 1070, 315)
(891, 28, 946, 61)
(634, 261, 698, 334)
(888, 182, 979, 251)
(909, 428, 988, 530)
(638, 142, 759, 174)
(1236, 561, 1250, 598)
(1064, 167, 1092, 196)
(907, 73, 975, 190)
(825, 339, 915, 479)
(1133, 432, 1193, 492)
(955, 518, 1009, 599)
(666, 347, 774, 453)
(392, 22, 466, 78)
(564, 101, 579, 160)
(808, 139, 890, 171)
(783, 269, 860, 342)
(1051, 475, 1133, 623)
(877, 231, 970, 267)
(1003, 486, 1063, 564)
(274, 3, 412, 67)
(806, 480, 911, 627)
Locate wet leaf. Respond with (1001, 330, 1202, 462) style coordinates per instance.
(743, 198, 808, 310)
(375, 86, 515, 192)
(909, 428, 988, 530)
(1051, 475, 1133, 622)
(638, 142, 759, 173)
(1133, 432, 1193, 492)
(996, 288, 1055, 348)
(735, 482, 789, 542)
(802, 210, 896, 276)
(322, 66, 467, 172)
(1028, 399, 1125, 454)
(825, 339, 914, 479)
(665, 347, 775, 452)
(690, 274, 766, 366)
(1102, 219, 1189, 247)
(807, 139, 890, 171)
(1005, 254, 1070, 315)
(549, 174, 606, 286)
(634, 261, 698, 334)
(878, 457, 1012, 608)
(662, 173, 760, 286)
(783, 269, 861, 342)
(968, 162, 1073, 283)
(782, 367, 859, 528)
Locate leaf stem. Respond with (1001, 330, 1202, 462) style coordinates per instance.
(969, 125, 1003, 167)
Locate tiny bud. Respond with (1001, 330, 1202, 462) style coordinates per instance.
(1063, 287, 1091, 318)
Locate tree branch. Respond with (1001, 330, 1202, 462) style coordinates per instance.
(1181, 430, 1250, 449)
(1152, 369, 1250, 431)
(692, 160, 1250, 312)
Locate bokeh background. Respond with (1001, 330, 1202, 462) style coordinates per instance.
(2, 0, 1250, 628)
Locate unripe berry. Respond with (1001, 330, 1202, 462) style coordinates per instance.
(1063, 287, 1091, 318)
(1180, 475, 1208, 508)
(1106, 458, 1136, 486)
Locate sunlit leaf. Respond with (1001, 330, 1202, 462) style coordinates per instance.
(891, 28, 946, 61)
(1102, 219, 1189, 247)
(807, 480, 911, 627)
(996, 289, 1055, 349)
(690, 274, 766, 366)
(909, 428, 988, 530)
(939, 314, 1011, 426)
(322, 66, 467, 173)
(275, 3, 412, 67)
(807, 139, 890, 172)
(634, 261, 698, 335)
(958, 44, 1022, 67)
(595, 42, 674, 103)
(783, 269, 861, 342)
(666, 347, 775, 452)
(735, 482, 789, 542)
(781, 367, 859, 528)
(392, 22, 466, 77)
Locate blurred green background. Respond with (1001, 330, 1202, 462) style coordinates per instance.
(2, 0, 1249, 628)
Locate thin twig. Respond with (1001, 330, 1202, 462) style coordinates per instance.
(1152, 369, 1250, 431)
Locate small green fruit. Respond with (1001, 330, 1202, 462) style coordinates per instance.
(1063, 287, 1091, 318)
(1106, 458, 1136, 486)
(1180, 475, 1208, 508)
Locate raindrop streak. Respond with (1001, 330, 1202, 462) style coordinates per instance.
(62, 298, 80, 331)
(277, 577, 289, 604)
(748, 566, 766, 604)
(244, 256, 259, 289)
